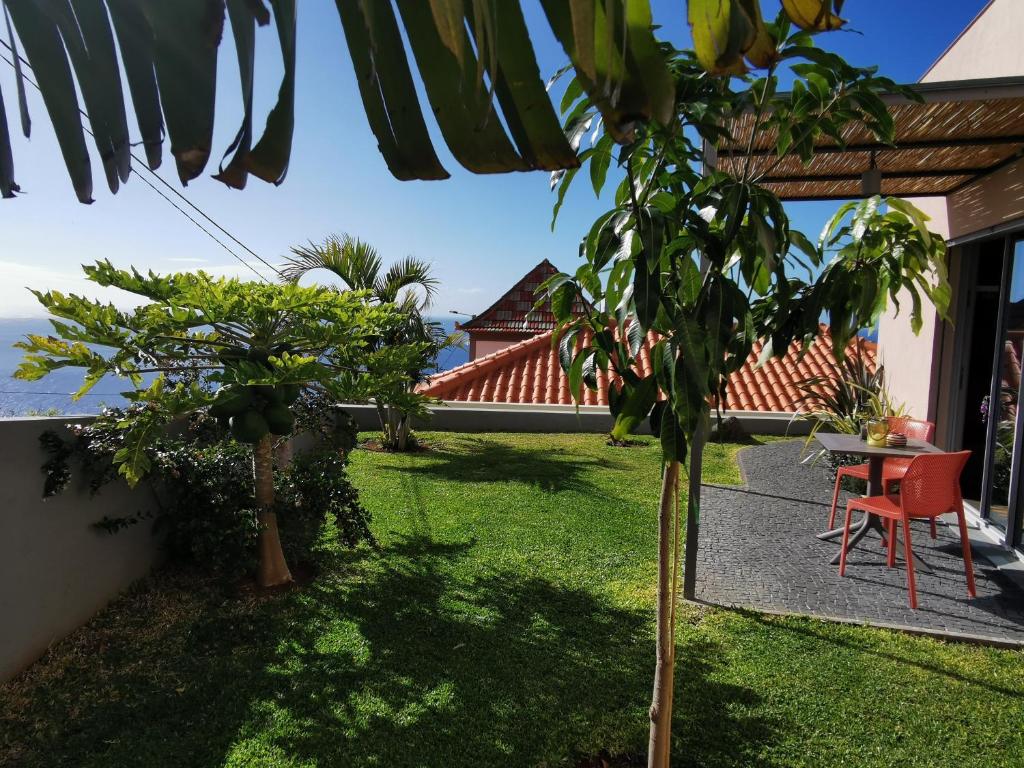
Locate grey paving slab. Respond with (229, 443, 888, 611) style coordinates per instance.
(695, 439, 1024, 644)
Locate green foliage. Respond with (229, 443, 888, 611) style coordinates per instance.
(794, 347, 906, 441)
(793, 349, 907, 478)
(282, 234, 464, 450)
(3, 2, 862, 199)
(15, 262, 407, 484)
(544, 29, 948, 466)
(39, 408, 373, 576)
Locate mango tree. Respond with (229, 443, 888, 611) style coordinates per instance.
(15, 261, 411, 586)
(543, 11, 949, 767)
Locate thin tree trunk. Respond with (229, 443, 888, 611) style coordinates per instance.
(396, 413, 409, 451)
(254, 434, 292, 587)
(375, 401, 391, 446)
(648, 459, 680, 768)
(683, 423, 706, 599)
(662, 469, 682, 767)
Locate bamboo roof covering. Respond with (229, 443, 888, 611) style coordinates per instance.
(716, 77, 1024, 200)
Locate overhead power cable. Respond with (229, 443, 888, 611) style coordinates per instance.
(0, 40, 281, 283)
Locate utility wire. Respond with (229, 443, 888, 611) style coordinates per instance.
(127, 169, 268, 281)
(0, 41, 281, 282)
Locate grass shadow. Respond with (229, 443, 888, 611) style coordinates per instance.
(2, 535, 777, 768)
(741, 608, 1024, 698)
(390, 436, 627, 495)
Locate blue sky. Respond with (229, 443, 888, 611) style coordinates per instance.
(0, 1, 989, 318)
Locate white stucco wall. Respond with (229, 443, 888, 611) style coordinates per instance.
(877, 197, 950, 419)
(879, 0, 1024, 420)
(0, 418, 162, 682)
(919, 0, 1024, 83)
(917, 0, 1024, 240)
(946, 158, 1024, 240)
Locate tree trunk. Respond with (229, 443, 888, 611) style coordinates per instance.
(375, 401, 391, 446)
(683, 421, 706, 600)
(648, 459, 680, 768)
(396, 413, 410, 451)
(254, 434, 292, 587)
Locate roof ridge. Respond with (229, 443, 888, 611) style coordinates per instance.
(459, 259, 558, 331)
(419, 329, 556, 395)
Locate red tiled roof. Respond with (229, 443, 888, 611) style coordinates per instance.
(419, 325, 877, 412)
(459, 259, 583, 334)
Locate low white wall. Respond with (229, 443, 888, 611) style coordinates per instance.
(341, 401, 811, 437)
(0, 417, 161, 682)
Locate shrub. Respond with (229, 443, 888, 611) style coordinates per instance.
(41, 407, 373, 578)
(795, 346, 906, 488)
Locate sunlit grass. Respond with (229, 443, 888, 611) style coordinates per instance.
(1, 432, 1020, 767)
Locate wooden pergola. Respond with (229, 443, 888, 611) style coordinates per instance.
(716, 77, 1024, 201)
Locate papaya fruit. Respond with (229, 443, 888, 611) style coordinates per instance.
(210, 385, 252, 417)
(263, 403, 296, 436)
(278, 383, 301, 405)
(251, 384, 284, 404)
(230, 409, 270, 443)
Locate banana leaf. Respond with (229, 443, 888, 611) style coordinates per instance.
(0, 78, 18, 196)
(395, 0, 527, 173)
(336, 0, 449, 180)
(4, 0, 92, 202)
(470, 0, 578, 170)
(139, 0, 221, 184)
(105, 0, 162, 169)
(214, 0, 258, 189)
(246, 0, 294, 184)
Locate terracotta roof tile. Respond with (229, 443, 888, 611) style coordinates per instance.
(458, 259, 584, 334)
(420, 325, 878, 413)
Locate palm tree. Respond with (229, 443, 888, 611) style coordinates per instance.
(283, 234, 460, 450)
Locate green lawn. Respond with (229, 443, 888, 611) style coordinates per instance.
(2, 432, 1022, 767)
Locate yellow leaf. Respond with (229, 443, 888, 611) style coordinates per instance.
(687, 0, 753, 76)
(781, 0, 846, 31)
(738, 0, 779, 69)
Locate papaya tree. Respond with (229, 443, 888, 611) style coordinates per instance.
(14, 261, 413, 586)
(543, 11, 949, 767)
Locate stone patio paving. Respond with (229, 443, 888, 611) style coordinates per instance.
(696, 439, 1024, 645)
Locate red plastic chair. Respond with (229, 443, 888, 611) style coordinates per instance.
(838, 451, 976, 609)
(827, 417, 938, 539)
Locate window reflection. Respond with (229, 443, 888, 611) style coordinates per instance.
(988, 241, 1024, 529)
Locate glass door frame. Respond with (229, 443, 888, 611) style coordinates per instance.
(978, 235, 1024, 548)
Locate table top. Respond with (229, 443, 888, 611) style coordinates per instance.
(815, 432, 942, 458)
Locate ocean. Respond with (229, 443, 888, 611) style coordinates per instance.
(0, 318, 468, 417)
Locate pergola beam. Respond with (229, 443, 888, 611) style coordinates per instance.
(720, 135, 1024, 159)
(758, 167, 982, 184)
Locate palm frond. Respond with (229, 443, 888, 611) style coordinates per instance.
(376, 255, 439, 308)
(281, 234, 382, 290)
(795, 348, 906, 453)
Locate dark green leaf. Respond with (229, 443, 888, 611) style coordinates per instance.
(610, 374, 658, 440)
(335, 0, 449, 181)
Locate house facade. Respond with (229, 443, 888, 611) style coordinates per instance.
(457, 259, 584, 360)
(880, 0, 1024, 551)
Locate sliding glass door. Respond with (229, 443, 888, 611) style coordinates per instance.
(978, 237, 1024, 547)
